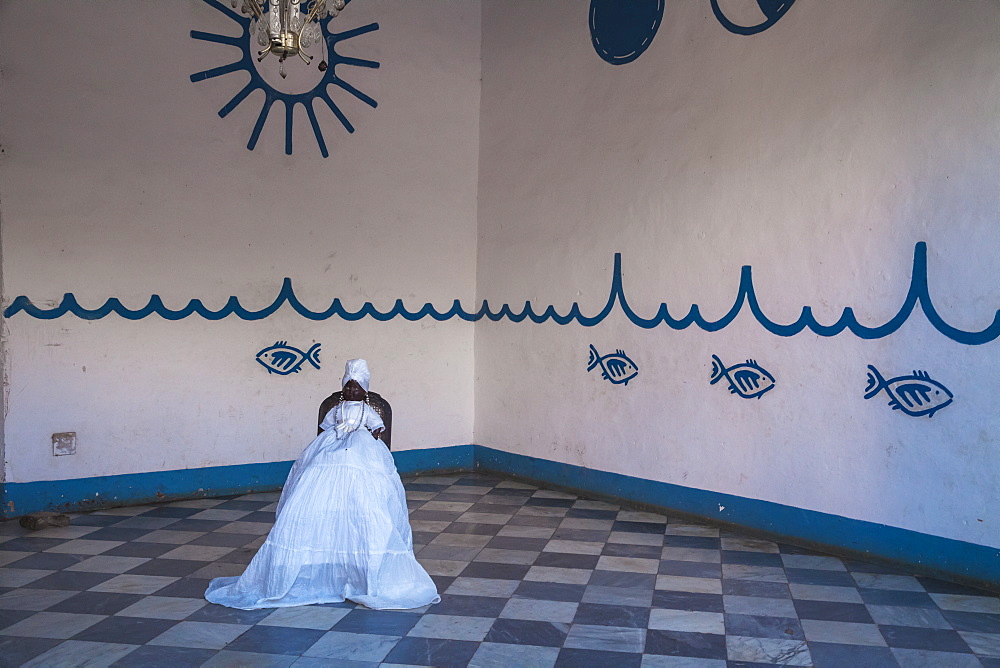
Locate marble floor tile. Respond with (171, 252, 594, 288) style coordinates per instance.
(257, 605, 352, 630)
(800, 619, 888, 646)
(725, 635, 811, 665)
(302, 630, 401, 661)
(148, 620, 250, 649)
(500, 598, 578, 623)
(22, 639, 139, 667)
(0, 611, 106, 639)
(564, 624, 645, 653)
(469, 641, 559, 668)
(115, 595, 207, 620)
(648, 609, 725, 635)
(407, 613, 494, 641)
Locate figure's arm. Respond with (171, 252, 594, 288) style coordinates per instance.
(364, 405, 385, 440)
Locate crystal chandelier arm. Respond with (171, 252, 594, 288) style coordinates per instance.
(302, 0, 326, 27)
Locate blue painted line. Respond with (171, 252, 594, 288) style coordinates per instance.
(2, 444, 997, 588)
(5, 243, 1000, 344)
(474, 446, 1000, 590)
(0, 445, 474, 518)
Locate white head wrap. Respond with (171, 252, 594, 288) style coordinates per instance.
(342, 358, 371, 392)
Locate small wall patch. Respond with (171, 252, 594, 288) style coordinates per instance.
(256, 341, 322, 375)
(864, 365, 953, 418)
(710, 355, 775, 399)
(588, 344, 639, 385)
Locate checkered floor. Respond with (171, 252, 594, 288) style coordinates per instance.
(1, 473, 998, 667)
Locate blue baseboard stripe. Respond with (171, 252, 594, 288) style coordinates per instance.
(2, 443, 996, 590)
(0, 445, 474, 519)
(473, 445, 1000, 591)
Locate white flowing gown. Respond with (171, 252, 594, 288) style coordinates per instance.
(204, 400, 441, 610)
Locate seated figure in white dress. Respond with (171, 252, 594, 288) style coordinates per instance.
(204, 359, 441, 610)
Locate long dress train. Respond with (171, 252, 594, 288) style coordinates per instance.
(204, 401, 440, 610)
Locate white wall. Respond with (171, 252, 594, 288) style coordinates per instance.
(0, 0, 481, 483)
(475, 0, 1000, 548)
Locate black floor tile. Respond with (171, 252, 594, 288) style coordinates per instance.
(141, 506, 202, 518)
(69, 514, 126, 527)
(602, 543, 661, 559)
(784, 567, 856, 587)
(486, 536, 548, 551)
(514, 581, 587, 602)
(83, 528, 154, 542)
(808, 641, 899, 668)
(534, 552, 600, 570)
(550, 528, 608, 543)
(793, 598, 874, 622)
(588, 571, 655, 589)
(214, 500, 270, 511)
(941, 609, 1000, 633)
(484, 618, 569, 647)
(724, 613, 805, 640)
(2, 536, 75, 552)
(566, 508, 618, 520)
(0, 609, 34, 632)
(4, 552, 89, 571)
(662, 535, 720, 550)
(0, 636, 63, 667)
(644, 629, 727, 659)
(162, 519, 229, 532)
(442, 522, 504, 536)
(125, 558, 209, 577)
(857, 588, 936, 607)
(186, 602, 275, 625)
(383, 636, 480, 666)
(652, 590, 725, 613)
(722, 579, 790, 598)
(332, 609, 422, 635)
(432, 594, 508, 617)
(917, 576, 993, 596)
(48, 591, 145, 615)
(556, 647, 643, 667)
(613, 520, 667, 535)
(657, 559, 721, 579)
(24, 570, 117, 591)
(102, 542, 178, 558)
(153, 578, 214, 599)
(109, 644, 217, 667)
(73, 616, 178, 644)
(186, 532, 258, 548)
(459, 561, 530, 580)
(879, 625, 973, 652)
(224, 624, 325, 655)
(722, 550, 784, 567)
(573, 602, 650, 628)
(524, 497, 574, 508)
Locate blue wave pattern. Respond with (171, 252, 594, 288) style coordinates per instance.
(4, 243, 998, 344)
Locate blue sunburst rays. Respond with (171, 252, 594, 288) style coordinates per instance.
(189, 0, 379, 157)
(5, 244, 1000, 345)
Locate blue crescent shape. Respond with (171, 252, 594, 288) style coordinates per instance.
(711, 0, 797, 36)
(589, 0, 665, 65)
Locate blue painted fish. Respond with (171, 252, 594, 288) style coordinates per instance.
(864, 365, 953, 418)
(256, 341, 321, 375)
(710, 355, 775, 399)
(587, 344, 639, 385)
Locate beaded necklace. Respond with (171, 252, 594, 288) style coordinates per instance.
(336, 395, 368, 435)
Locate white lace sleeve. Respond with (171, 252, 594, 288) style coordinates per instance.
(364, 406, 385, 432)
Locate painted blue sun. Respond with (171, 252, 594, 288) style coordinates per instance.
(190, 0, 379, 157)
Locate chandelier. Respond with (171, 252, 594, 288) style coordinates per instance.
(230, 0, 347, 78)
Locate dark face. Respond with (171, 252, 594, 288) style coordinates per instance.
(342, 379, 367, 402)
